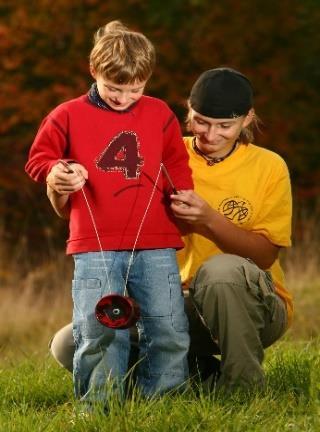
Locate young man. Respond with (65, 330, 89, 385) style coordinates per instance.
(172, 67, 292, 391)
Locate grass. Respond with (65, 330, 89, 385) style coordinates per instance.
(1, 209, 320, 430)
(283, 207, 320, 339)
(0, 340, 319, 431)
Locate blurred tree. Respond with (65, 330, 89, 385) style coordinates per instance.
(1, 0, 319, 252)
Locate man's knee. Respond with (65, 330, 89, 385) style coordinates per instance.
(194, 254, 249, 287)
(189, 254, 259, 316)
(49, 323, 74, 372)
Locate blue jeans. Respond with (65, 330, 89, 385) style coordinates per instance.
(72, 249, 189, 403)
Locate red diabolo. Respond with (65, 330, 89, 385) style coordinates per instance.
(95, 294, 140, 329)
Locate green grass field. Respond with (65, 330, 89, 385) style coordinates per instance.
(1, 225, 320, 431)
(0, 338, 319, 431)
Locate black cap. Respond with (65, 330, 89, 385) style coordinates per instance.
(189, 67, 253, 118)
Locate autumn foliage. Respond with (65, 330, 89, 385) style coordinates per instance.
(1, 0, 319, 251)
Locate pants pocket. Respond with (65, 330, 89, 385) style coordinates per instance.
(169, 273, 189, 332)
(242, 262, 278, 322)
(72, 278, 103, 339)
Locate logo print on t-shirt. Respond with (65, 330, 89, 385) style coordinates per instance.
(218, 196, 252, 224)
(96, 131, 144, 179)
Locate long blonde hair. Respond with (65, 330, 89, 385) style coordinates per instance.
(89, 20, 155, 84)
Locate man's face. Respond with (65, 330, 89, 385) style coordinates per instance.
(190, 109, 252, 157)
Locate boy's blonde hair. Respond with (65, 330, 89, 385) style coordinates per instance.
(90, 20, 155, 84)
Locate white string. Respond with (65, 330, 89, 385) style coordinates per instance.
(123, 164, 162, 293)
(59, 160, 112, 294)
(70, 161, 163, 296)
(80, 188, 112, 294)
(64, 161, 164, 372)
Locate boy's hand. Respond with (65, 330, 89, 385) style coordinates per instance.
(46, 161, 88, 195)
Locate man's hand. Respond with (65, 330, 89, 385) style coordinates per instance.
(170, 190, 280, 270)
(170, 190, 215, 226)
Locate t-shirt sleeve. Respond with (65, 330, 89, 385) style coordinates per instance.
(252, 159, 292, 247)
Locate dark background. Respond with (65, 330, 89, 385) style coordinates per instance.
(1, 0, 319, 259)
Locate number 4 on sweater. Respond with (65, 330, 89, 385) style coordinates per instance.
(96, 131, 144, 179)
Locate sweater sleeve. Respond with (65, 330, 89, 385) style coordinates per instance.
(161, 112, 193, 191)
(25, 108, 69, 183)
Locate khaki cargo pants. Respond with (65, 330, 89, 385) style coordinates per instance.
(186, 253, 288, 391)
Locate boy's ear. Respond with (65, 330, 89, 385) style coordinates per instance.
(90, 65, 96, 79)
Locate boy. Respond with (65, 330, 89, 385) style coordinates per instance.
(25, 21, 192, 406)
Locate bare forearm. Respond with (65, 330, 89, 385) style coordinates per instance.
(200, 210, 279, 269)
(47, 184, 70, 219)
(171, 190, 279, 270)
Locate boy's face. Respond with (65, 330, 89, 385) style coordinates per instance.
(94, 74, 147, 111)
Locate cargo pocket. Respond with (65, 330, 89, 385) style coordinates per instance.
(169, 273, 189, 332)
(72, 278, 103, 339)
(242, 261, 278, 322)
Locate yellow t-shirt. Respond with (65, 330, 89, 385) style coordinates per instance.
(177, 137, 293, 325)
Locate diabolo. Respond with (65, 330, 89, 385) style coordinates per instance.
(95, 294, 140, 329)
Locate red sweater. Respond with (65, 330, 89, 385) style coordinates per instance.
(25, 94, 193, 254)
